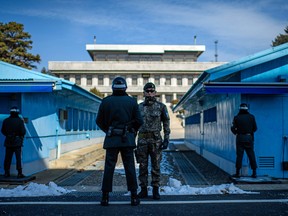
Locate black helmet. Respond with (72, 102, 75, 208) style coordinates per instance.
(112, 77, 127, 91)
(143, 82, 155, 91)
(10, 106, 19, 113)
(239, 103, 248, 110)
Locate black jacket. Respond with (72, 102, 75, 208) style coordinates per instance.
(1, 114, 26, 147)
(96, 92, 143, 149)
(231, 110, 257, 144)
(231, 110, 257, 135)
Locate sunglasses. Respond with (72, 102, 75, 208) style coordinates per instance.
(145, 89, 155, 93)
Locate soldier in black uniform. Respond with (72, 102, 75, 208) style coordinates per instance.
(1, 106, 26, 178)
(96, 77, 143, 206)
(231, 103, 258, 178)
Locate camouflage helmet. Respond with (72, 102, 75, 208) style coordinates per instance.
(143, 82, 156, 91)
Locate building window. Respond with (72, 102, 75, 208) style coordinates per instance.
(143, 77, 149, 85)
(166, 95, 172, 103)
(177, 75, 182, 86)
(87, 75, 92, 86)
(186, 113, 200, 125)
(132, 75, 137, 85)
(188, 75, 193, 85)
(204, 107, 217, 123)
(98, 75, 104, 85)
(75, 75, 81, 85)
(166, 76, 171, 85)
(142, 73, 150, 85)
(109, 75, 115, 85)
(154, 75, 160, 85)
(64, 75, 70, 81)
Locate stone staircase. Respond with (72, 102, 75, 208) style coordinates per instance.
(167, 105, 184, 139)
(49, 143, 105, 169)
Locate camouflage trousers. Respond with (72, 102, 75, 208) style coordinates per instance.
(136, 137, 162, 187)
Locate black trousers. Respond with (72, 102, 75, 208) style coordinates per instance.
(4, 147, 22, 172)
(102, 147, 138, 192)
(236, 142, 257, 170)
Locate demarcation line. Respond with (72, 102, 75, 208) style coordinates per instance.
(1, 199, 288, 205)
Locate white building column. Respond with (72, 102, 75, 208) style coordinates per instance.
(171, 77, 177, 86)
(126, 76, 132, 87)
(104, 76, 110, 86)
(161, 94, 166, 103)
(173, 93, 177, 100)
(81, 75, 87, 87)
(92, 75, 97, 86)
(70, 75, 75, 83)
(137, 76, 142, 86)
(160, 76, 165, 86)
(183, 77, 188, 86)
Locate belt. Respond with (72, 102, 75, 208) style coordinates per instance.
(238, 133, 251, 135)
(7, 135, 21, 138)
(112, 128, 124, 136)
(138, 132, 154, 139)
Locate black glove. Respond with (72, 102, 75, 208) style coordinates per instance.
(134, 149, 140, 163)
(160, 139, 169, 150)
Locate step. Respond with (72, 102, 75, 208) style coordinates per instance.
(49, 144, 105, 169)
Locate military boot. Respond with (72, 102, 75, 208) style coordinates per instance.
(17, 169, 25, 178)
(152, 187, 160, 200)
(100, 192, 109, 206)
(232, 169, 240, 178)
(138, 187, 148, 198)
(4, 170, 10, 178)
(251, 170, 257, 178)
(131, 191, 140, 206)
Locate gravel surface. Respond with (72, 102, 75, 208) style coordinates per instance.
(58, 148, 231, 188)
(77, 152, 186, 187)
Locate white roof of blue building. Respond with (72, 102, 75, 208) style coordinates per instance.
(174, 43, 288, 111)
(0, 61, 101, 102)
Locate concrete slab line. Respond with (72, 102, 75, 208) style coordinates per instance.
(1, 199, 288, 205)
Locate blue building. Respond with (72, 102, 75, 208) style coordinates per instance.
(0, 61, 104, 176)
(174, 43, 288, 178)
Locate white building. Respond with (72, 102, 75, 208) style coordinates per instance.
(49, 44, 225, 104)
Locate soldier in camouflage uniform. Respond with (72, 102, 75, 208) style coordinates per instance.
(136, 82, 170, 200)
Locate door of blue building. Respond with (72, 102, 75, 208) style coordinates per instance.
(282, 96, 288, 178)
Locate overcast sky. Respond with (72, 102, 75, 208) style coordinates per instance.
(1, 0, 287, 71)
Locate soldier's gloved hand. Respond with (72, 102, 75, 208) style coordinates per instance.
(160, 139, 169, 150)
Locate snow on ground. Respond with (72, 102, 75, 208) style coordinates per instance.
(0, 182, 75, 197)
(160, 178, 258, 195)
(0, 177, 257, 197)
(0, 143, 258, 197)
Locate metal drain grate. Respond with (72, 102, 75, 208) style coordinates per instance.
(171, 152, 209, 185)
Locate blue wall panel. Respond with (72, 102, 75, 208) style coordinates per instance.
(0, 91, 103, 175)
(185, 92, 288, 178)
